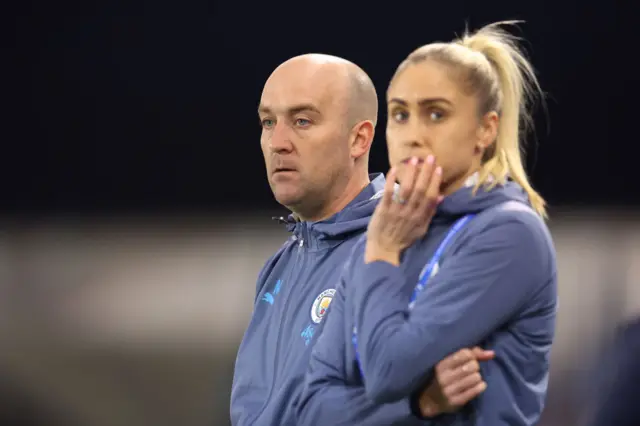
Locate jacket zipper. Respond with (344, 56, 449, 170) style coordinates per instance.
(252, 228, 306, 423)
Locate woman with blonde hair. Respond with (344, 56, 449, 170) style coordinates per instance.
(297, 21, 558, 425)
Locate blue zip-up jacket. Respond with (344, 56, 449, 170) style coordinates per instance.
(230, 173, 386, 426)
(298, 179, 558, 425)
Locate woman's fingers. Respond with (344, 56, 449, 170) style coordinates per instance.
(426, 165, 442, 210)
(396, 157, 420, 206)
(381, 167, 398, 209)
(403, 155, 441, 220)
(371, 157, 442, 251)
(407, 155, 435, 209)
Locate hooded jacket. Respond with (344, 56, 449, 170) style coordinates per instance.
(230, 173, 385, 426)
(298, 178, 558, 426)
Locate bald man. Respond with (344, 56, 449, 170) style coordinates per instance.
(230, 54, 488, 426)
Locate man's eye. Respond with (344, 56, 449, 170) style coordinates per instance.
(295, 118, 311, 127)
(261, 119, 275, 128)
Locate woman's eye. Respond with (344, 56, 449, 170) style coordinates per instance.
(393, 111, 408, 122)
(429, 111, 444, 122)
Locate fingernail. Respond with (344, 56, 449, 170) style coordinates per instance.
(427, 155, 434, 164)
(437, 195, 444, 204)
(435, 166, 442, 175)
(410, 157, 419, 166)
(389, 167, 396, 176)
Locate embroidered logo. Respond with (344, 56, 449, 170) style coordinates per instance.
(261, 279, 282, 305)
(310, 288, 336, 324)
(301, 324, 315, 346)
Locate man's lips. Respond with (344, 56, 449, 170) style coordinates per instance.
(273, 167, 297, 175)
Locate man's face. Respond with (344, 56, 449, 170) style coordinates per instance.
(259, 61, 352, 214)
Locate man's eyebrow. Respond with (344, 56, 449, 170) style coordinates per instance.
(258, 103, 321, 115)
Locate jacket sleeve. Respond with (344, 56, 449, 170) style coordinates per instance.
(353, 215, 555, 404)
(296, 268, 427, 426)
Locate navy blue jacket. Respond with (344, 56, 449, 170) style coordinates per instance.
(230, 174, 385, 426)
(298, 180, 558, 425)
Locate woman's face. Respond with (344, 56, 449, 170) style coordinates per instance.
(385, 59, 497, 191)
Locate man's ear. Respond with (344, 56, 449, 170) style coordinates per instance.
(350, 120, 375, 160)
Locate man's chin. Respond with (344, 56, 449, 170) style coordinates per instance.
(273, 188, 303, 209)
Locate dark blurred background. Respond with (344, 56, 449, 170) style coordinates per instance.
(5, 1, 638, 425)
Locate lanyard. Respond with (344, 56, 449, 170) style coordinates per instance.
(352, 214, 475, 377)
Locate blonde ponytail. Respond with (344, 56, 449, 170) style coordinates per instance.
(459, 21, 547, 218)
(395, 21, 547, 218)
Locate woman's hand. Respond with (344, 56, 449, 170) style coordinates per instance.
(365, 155, 442, 265)
(419, 347, 494, 417)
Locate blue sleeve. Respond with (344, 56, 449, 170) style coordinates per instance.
(353, 216, 554, 404)
(297, 271, 427, 425)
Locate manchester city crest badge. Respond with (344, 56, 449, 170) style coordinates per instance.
(310, 288, 336, 324)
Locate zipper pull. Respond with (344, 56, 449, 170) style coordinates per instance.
(271, 216, 289, 225)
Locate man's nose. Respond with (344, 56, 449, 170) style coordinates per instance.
(269, 122, 294, 153)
